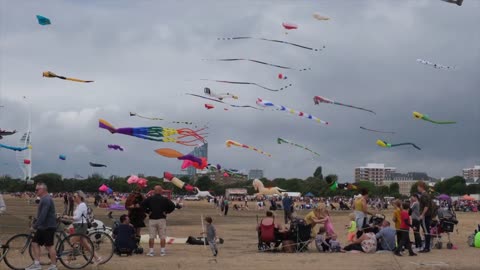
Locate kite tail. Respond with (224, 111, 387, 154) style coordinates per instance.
(391, 143, 421, 150)
(99, 119, 117, 133)
(431, 120, 457, 124)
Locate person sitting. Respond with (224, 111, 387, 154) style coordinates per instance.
(342, 228, 377, 253)
(99, 199, 108, 208)
(329, 234, 342, 252)
(315, 227, 330, 252)
(113, 214, 137, 255)
(257, 211, 283, 250)
(375, 220, 396, 251)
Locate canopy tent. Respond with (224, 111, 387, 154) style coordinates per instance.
(304, 192, 315, 197)
(281, 192, 301, 198)
(225, 188, 248, 198)
(462, 194, 476, 201)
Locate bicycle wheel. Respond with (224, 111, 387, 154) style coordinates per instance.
(29, 233, 61, 265)
(57, 233, 94, 270)
(88, 231, 114, 264)
(3, 234, 32, 270)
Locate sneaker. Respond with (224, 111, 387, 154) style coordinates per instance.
(146, 251, 155, 257)
(160, 250, 166, 257)
(394, 252, 402, 257)
(25, 264, 42, 270)
(93, 256, 103, 265)
(47, 265, 58, 270)
(419, 249, 430, 253)
(409, 253, 418, 256)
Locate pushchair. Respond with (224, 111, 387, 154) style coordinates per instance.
(431, 207, 458, 249)
(289, 218, 312, 252)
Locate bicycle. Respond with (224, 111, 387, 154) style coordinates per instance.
(86, 217, 114, 265)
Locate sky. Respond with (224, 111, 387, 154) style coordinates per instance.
(0, 0, 479, 182)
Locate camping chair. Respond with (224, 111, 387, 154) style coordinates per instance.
(258, 218, 281, 251)
(289, 218, 312, 252)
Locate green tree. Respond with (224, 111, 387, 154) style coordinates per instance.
(196, 176, 213, 191)
(313, 166, 323, 180)
(389, 183, 400, 194)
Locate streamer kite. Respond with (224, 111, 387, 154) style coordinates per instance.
(218, 37, 325, 52)
(36, 15, 51, 25)
(413, 111, 456, 124)
(0, 144, 31, 152)
(277, 138, 320, 157)
(42, 71, 93, 83)
(129, 112, 194, 125)
(313, 96, 375, 114)
(204, 87, 238, 100)
(200, 79, 292, 92)
(89, 162, 107, 167)
(0, 129, 16, 139)
(376, 139, 421, 150)
(164, 171, 195, 192)
(256, 98, 329, 125)
(203, 59, 310, 71)
(416, 59, 455, 70)
(360, 126, 395, 134)
(108, 144, 125, 151)
(313, 13, 330, 20)
(225, 140, 271, 157)
(187, 93, 260, 110)
(98, 119, 206, 146)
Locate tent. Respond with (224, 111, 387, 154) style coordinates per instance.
(462, 195, 476, 201)
(304, 192, 315, 197)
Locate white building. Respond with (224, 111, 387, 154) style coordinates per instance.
(355, 163, 396, 186)
(463, 165, 480, 180)
(384, 172, 435, 196)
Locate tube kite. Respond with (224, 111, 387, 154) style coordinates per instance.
(89, 162, 107, 167)
(313, 13, 330, 20)
(203, 59, 310, 71)
(225, 140, 271, 157)
(376, 139, 421, 150)
(413, 111, 456, 124)
(164, 171, 195, 192)
(359, 126, 395, 134)
(36, 15, 51, 25)
(204, 87, 238, 100)
(0, 144, 31, 152)
(42, 71, 94, 83)
(257, 98, 329, 125)
(0, 129, 16, 139)
(217, 37, 325, 52)
(200, 79, 292, 92)
(108, 144, 125, 151)
(277, 138, 320, 157)
(441, 0, 464, 6)
(416, 59, 455, 70)
(313, 96, 375, 114)
(99, 119, 206, 146)
(282, 22, 298, 30)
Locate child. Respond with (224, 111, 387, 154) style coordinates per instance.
(113, 214, 136, 254)
(392, 199, 402, 246)
(345, 213, 357, 243)
(394, 202, 417, 257)
(203, 216, 218, 256)
(329, 234, 342, 252)
(315, 227, 330, 252)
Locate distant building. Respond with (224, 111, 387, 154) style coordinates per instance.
(354, 163, 396, 186)
(186, 143, 208, 177)
(248, 169, 264, 180)
(194, 171, 248, 185)
(384, 172, 435, 196)
(463, 165, 480, 180)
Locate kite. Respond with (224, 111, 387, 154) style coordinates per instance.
(360, 126, 395, 134)
(0, 144, 31, 152)
(313, 13, 330, 20)
(0, 129, 16, 139)
(36, 15, 51, 25)
(441, 0, 464, 6)
(204, 87, 238, 100)
(225, 140, 271, 157)
(325, 175, 357, 192)
(129, 112, 163, 121)
(278, 73, 287, 80)
(108, 144, 125, 151)
(24, 159, 31, 165)
(42, 71, 94, 83)
(218, 37, 325, 52)
(376, 139, 421, 150)
(154, 148, 207, 169)
(200, 79, 292, 92)
(413, 111, 456, 124)
(256, 98, 329, 125)
(187, 93, 261, 110)
(89, 162, 107, 167)
(282, 22, 298, 30)
(164, 171, 195, 192)
(277, 138, 320, 157)
(98, 119, 206, 146)
(59, 154, 66, 160)
(313, 96, 376, 114)
(205, 104, 214, 110)
(416, 59, 455, 70)
(203, 58, 310, 71)
(127, 175, 148, 189)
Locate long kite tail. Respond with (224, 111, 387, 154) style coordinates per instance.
(360, 126, 395, 134)
(64, 77, 94, 83)
(430, 120, 457, 124)
(202, 58, 310, 71)
(334, 102, 376, 115)
(391, 143, 421, 150)
(99, 119, 117, 133)
(217, 37, 325, 52)
(200, 79, 292, 92)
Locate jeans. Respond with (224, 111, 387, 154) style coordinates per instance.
(284, 210, 292, 224)
(343, 243, 363, 252)
(395, 230, 414, 254)
(421, 216, 432, 250)
(412, 219, 422, 248)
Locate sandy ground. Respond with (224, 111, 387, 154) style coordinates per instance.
(0, 196, 479, 270)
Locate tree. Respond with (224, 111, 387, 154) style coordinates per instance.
(389, 183, 400, 194)
(410, 182, 419, 195)
(196, 176, 213, 191)
(313, 166, 323, 180)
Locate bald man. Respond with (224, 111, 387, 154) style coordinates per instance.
(141, 185, 176, 257)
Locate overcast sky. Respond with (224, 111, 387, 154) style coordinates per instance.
(0, 0, 479, 182)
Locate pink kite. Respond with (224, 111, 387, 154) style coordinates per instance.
(205, 104, 214, 110)
(282, 22, 298, 30)
(99, 184, 108, 192)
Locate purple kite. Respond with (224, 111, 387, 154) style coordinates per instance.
(108, 144, 124, 151)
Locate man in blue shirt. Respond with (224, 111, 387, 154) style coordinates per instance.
(375, 220, 396, 251)
(281, 193, 293, 224)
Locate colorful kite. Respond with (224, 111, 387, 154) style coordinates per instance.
(0, 144, 31, 152)
(59, 154, 66, 160)
(416, 59, 455, 70)
(218, 37, 325, 52)
(200, 79, 292, 92)
(413, 111, 456, 124)
(42, 71, 93, 83)
(36, 15, 51, 25)
(155, 148, 207, 169)
(225, 140, 271, 157)
(360, 126, 395, 134)
(0, 129, 16, 139)
(164, 171, 195, 192)
(277, 138, 320, 157)
(89, 162, 107, 167)
(204, 87, 238, 100)
(313, 13, 330, 20)
(187, 93, 260, 110)
(203, 59, 310, 71)
(325, 175, 357, 191)
(313, 96, 376, 114)
(376, 139, 421, 150)
(99, 119, 206, 146)
(257, 98, 329, 125)
(108, 144, 125, 151)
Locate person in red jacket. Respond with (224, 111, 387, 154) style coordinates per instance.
(394, 202, 417, 257)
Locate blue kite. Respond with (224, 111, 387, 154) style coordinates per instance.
(36, 15, 51, 25)
(0, 143, 31, 152)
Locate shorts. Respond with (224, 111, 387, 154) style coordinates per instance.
(347, 232, 356, 242)
(73, 223, 88, 234)
(149, 219, 167, 240)
(33, 228, 56, 246)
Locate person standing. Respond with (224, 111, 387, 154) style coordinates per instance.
(27, 183, 57, 270)
(223, 198, 229, 216)
(67, 193, 74, 216)
(142, 186, 176, 257)
(62, 193, 68, 215)
(418, 181, 432, 253)
(354, 189, 371, 236)
(126, 192, 146, 241)
(410, 195, 422, 249)
(203, 216, 218, 256)
(282, 193, 293, 224)
(394, 202, 417, 256)
(0, 193, 6, 214)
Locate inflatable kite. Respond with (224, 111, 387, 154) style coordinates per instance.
(203, 59, 310, 71)
(252, 179, 285, 196)
(313, 96, 375, 114)
(205, 104, 214, 110)
(416, 59, 455, 70)
(204, 87, 238, 100)
(277, 138, 320, 157)
(218, 37, 325, 52)
(36, 15, 51, 25)
(278, 73, 287, 80)
(108, 144, 125, 151)
(99, 184, 109, 192)
(200, 79, 292, 92)
(164, 171, 195, 192)
(325, 176, 357, 191)
(360, 126, 395, 134)
(89, 162, 107, 167)
(24, 159, 31, 165)
(154, 148, 207, 170)
(0, 143, 31, 152)
(187, 93, 260, 110)
(225, 140, 271, 157)
(257, 98, 329, 125)
(0, 129, 16, 139)
(441, 0, 464, 6)
(282, 22, 298, 30)
(98, 119, 206, 146)
(376, 139, 421, 150)
(413, 111, 456, 124)
(127, 175, 148, 189)
(59, 154, 66, 160)
(313, 13, 330, 20)
(42, 71, 93, 83)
